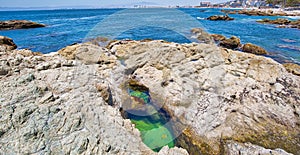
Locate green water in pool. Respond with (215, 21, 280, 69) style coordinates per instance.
(127, 89, 175, 152)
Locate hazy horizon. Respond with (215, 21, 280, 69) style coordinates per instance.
(0, 0, 228, 8)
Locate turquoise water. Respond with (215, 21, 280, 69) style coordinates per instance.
(0, 8, 299, 63)
(126, 88, 175, 152)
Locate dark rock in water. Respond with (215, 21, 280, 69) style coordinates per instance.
(219, 36, 241, 49)
(257, 18, 300, 29)
(283, 63, 300, 76)
(207, 15, 234, 21)
(0, 36, 17, 50)
(210, 34, 226, 42)
(242, 43, 268, 55)
(0, 20, 45, 30)
(221, 9, 237, 14)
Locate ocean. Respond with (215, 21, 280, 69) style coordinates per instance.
(0, 8, 299, 64)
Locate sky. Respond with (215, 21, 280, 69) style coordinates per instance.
(0, 0, 227, 8)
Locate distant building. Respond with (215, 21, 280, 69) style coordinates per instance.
(200, 2, 211, 7)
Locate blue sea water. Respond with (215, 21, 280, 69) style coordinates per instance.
(0, 8, 299, 63)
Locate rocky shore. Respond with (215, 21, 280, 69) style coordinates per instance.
(0, 20, 45, 30)
(1, 36, 300, 154)
(221, 9, 300, 16)
(191, 28, 268, 55)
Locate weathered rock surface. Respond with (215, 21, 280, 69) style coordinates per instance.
(283, 63, 300, 76)
(219, 36, 241, 49)
(257, 18, 300, 29)
(1, 39, 300, 155)
(0, 36, 17, 50)
(242, 43, 268, 55)
(207, 15, 234, 21)
(110, 40, 300, 154)
(0, 20, 45, 30)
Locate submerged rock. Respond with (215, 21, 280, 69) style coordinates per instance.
(242, 43, 268, 55)
(0, 20, 45, 30)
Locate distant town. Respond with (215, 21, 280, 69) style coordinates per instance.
(133, 0, 300, 9)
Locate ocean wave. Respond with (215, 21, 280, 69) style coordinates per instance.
(281, 38, 297, 43)
(284, 16, 300, 20)
(277, 44, 300, 51)
(196, 17, 205, 20)
(68, 15, 99, 21)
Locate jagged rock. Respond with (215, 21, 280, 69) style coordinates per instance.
(219, 36, 241, 49)
(242, 43, 268, 55)
(1, 39, 300, 155)
(283, 63, 300, 76)
(207, 15, 234, 21)
(111, 40, 300, 154)
(225, 141, 293, 155)
(0, 36, 17, 50)
(0, 20, 45, 30)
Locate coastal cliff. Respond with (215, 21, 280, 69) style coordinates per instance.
(0, 38, 299, 154)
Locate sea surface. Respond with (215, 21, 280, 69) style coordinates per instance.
(0, 8, 299, 63)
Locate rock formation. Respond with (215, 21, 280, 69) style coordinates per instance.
(0, 36, 17, 50)
(237, 9, 300, 16)
(257, 18, 300, 29)
(210, 34, 226, 42)
(0, 38, 299, 155)
(206, 15, 234, 21)
(283, 63, 300, 76)
(219, 36, 241, 49)
(0, 20, 45, 30)
(242, 43, 268, 55)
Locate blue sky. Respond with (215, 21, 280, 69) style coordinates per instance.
(0, 0, 227, 7)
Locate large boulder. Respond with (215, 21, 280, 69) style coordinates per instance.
(1, 40, 300, 155)
(0, 36, 17, 50)
(242, 43, 268, 55)
(0, 20, 45, 30)
(110, 40, 300, 154)
(207, 15, 234, 21)
(219, 36, 241, 49)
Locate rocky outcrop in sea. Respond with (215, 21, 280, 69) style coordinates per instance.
(0, 20, 45, 30)
(0, 37, 300, 154)
(257, 18, 300, 29)
(206, 15, 234, 21)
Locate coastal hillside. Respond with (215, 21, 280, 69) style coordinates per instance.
(0, 38, 299, 154)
